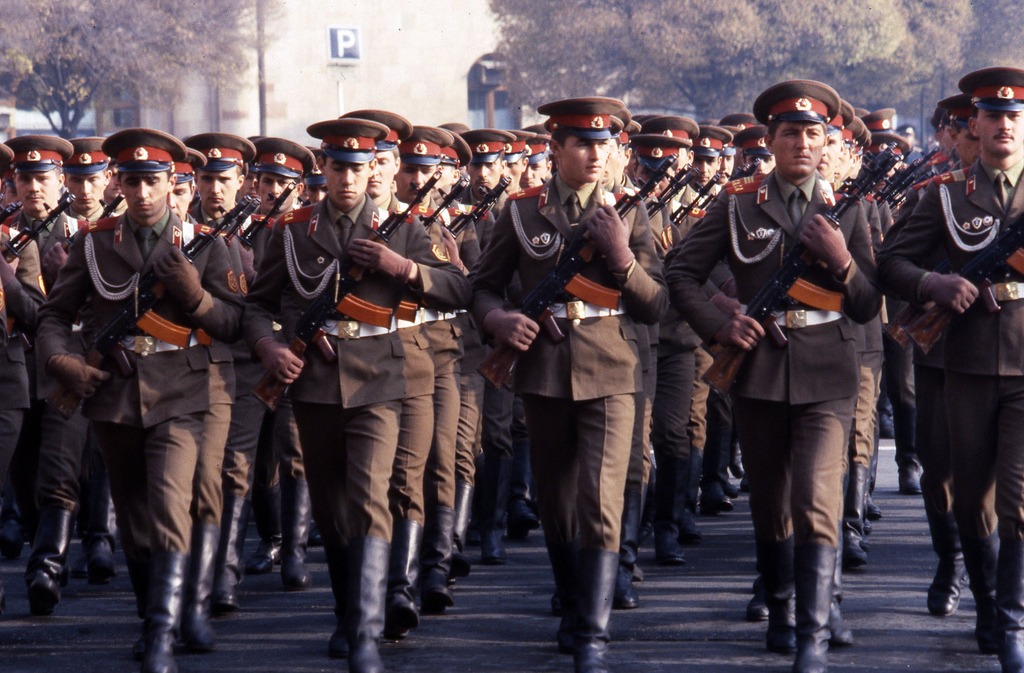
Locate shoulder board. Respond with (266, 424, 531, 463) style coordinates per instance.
(196, 223, 218, 235)
(510, 185, 545, 201)
(411, 204, 431, 216)
(612, 191, 628, 203)
(929, 151, 949, 166)
(689, 208, 706, 218)
(931, 170, 967, 187)
(725, 174, 766, 195)
(865, 194, 876, 203)
(0, 224, 9, 236)
(3, 213, 19, 228)
(277, 204, 315, 227)
(81, 216, 120, 234)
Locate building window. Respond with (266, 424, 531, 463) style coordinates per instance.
(468, 54, 518, 130)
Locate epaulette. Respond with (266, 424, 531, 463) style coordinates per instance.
(510, 185, 544, 201)
(0, 224, 9, 236)
(411, 204, 432, 216)
(725, 174, 766, 195)
(613, 192, 629, 203)
(196, 223, 218, 235)
(928, 151, 950, 166)
(2, 212, 20, 229)
(80, 216, 119, 234)
(277, 204, 315, 227)
(689, 208, 706, 218)
(931, 170, 967, 187)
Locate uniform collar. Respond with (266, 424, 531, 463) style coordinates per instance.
(325, 193, 368, 226)
(775, 172, 817, 204)
(980, 156, 1024, 188)
(554, 174, 598, 211)
(126, 208, 170, 239)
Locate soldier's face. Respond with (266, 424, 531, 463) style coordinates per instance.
(197, 167, 244, 218)
(523, 158, 550, 189)
(14, 169, 64, 219)
(720, 154, 735, 178)
(104, 171, 121, 202)
(693, 155, 720, 185)
(168, 180, 195, 222)
(766, 122, 825, 183)
(304, 183, 328, 204)
(504, 156, 528, 187)
(817, 132, 844, 182)
(258, 174, 302, 214)
(323, 158, 374, 212)
(969, 109, 1024, 163)
(950, 123, 982, 167)
(396, 163, 437, 204)
(368, 150, 399, 200)
(468, 159, 503, 192)
(66, 170, 111, 217)
(550, 135, 610, 189)
(121, 171, 174, 225)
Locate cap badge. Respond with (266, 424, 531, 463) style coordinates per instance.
(273, 153, 287, 165)
(343, 137, 359, 149)
(651, 147, 663, 158)
(208, 148, 222, 159)
(78, 153, 91, 164)
(409, 143, 426, 155)
(475, 144, 489, 154)
(999, 86, 1015, 99)
(503, 143, 513, 154)
(700, 138, 712, 148)
(757, 138, 766, 147)
(795, 98, 812, 112)
(662, 130, 674, 137)
(134, 147, 148, 161)
(881, 119, 891, 130)
(591, 116, 604, 129)
(26, 150, 41, 162)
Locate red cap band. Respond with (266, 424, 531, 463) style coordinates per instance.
(13, 150, 64, 165)
(256, 151, 304, 172)
(768, 97, 829, 120)
(741, 137, 769, 151)
(842, 128, 854, 142)
(115, 146, 174, 164)
(528, 142, 548, 156)
(398, 140, 444, 157)
(440, 146, 460, 162)
(634, 145, 679, 159)
(547, 114, 611, 131)
(504, 140, 527, 154)
(973, 85, 1023, 101)
(69, 151, 109, 165)
(323, 136, 378, 151)
(695, 137, 724, 151)
(865, 118, 893, 131)
(201, 147, 244, 164)
(471, 141, 505, 155)
(173, 162, 194, 175)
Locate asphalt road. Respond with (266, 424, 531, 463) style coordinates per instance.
(0, 442, 1000, 672)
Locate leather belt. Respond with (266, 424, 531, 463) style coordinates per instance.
(396, 307, 459, 329)
(551, 300, 624, 324)
(120, 333, 204, 356)
(994, 282, 1024, 302)
(772, 309, 843, 330)
(324, 317, 397, 340)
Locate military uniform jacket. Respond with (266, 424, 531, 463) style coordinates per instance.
(37, 212, 242, 427)
(0, 227, 44, 410)
(878, 160, 1024, 377)
(243, 196, 471, 408)
(471, 178, 668, 401)
(666, 171, 881, 404)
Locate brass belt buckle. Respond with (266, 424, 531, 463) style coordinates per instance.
(271, 321, 282, 332)
(339, 320, 360, 339)
(135, 336, 156, 357)
(417, 307, 426, 324)
(566, 300, 585, 325)
(997, 283, 1020, 302)
(786, 310, 807, 329)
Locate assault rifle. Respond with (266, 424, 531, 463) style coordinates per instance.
(422, 177, 470, 229)
(2, 192, 74, 262)
(236, 184, 295, 249)
(47, 196, 260, 419)
(875, 149, 938, 211)
(477, 158, 672, 389)
(646, 166, 699, 217)
(701, 147, 901, 395)
(447, 177, 511, 237)
(0, 201, 22, 225)
(252, 173, 441, 411)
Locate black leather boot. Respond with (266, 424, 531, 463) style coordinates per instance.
(0, 483, 24, 559)
(325, 544, 349, 659)
(126, 554, 150, 661)
(421, 507, 456, 614)
(384, 518, 423, 640)
(212, 494, 249, 615)
(180, 522, 219, 653)
(792, 543, 835, 673)
(450, 480, 473, 580)
(346, 536, 390, 673)
(653, 454, 686, 565)
(478, 455, 511, 565)
(83, 467, 117, 585)
(962, 533, 1000, 654)
(142, 551, 187, 673)
(680, 447, 703, 543)
(573, 548, 617, 673)
(506, 439, 539, 540)
(279, 476, 312, 590)
(25, 507, 74, 616)
(747, 575, 769, 622)
(613, 487, 643, 610)
(999, 540, 1024, 673)
(830, 535, 853, 647)
(841, 465, 869, 570)
(865, 449, 882, 522)
(245, 482, 282, 575)
(925, 507, 965, 616)
(759, 537, 796, 654)
(547, 538, 580, 654)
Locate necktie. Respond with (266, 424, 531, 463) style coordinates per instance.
(566, 194, 582, 224)
(997, 173, 1011, 210)
(138, 228, 157, 258)
(787, 190, 804, 227)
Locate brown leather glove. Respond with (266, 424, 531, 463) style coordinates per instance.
(153, 247, 205, 311)
(253, 337, 304, 384)
(0, 255, 17, 287)
(42, 244, 68, 281)
(441, 228, 463, 271)
(47, 353, 110, 399)
(583, 205, 634, 273)
(348, 238, 415, 281)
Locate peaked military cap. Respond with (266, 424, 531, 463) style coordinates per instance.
(526, 133, 550, 165)
(753, 80, 840, 126)
(860, 108, 897, 132)
(66, 138, 111, 175)
(537, 97, 625, 140)
(398, 126, 454, 166)
(184, 133, 257, 172)
(733, 125, 772, 158)
(719, 112, 758, 129)
(693, 126, 734, 158)
(959, 67, 1024, 112)
(6, 135, 74, 172)
(103, 129, 186, 173)
(630, 134, 691, 168)
(252, 137, 315, 179)
(939, 93, 975, 127)
(640, 116, 700, 146)
(461, 129, 516, 164)
(867, 131, 911, 155)
(342, 110, 413, 150)
(0, 143, 13, 166)
(304, 146, 326, 186)
(307, 118, 390, 164)
(174, 148, 207, 184)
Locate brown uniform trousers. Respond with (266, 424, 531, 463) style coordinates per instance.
(38, 213, 242, 556)
(471, 180, 668, 552)
(243, 197, 470, 547)
(668, 171, 881, 546)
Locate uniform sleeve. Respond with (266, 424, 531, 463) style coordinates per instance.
(37, 236, 90, 363)
(5, 239, 46, 332)
(835, 203, 882, 325)
(470, 203, 520, 330)
(404, 220, 472, 311)
(617, 206, 668, 325)
(877, 183, 944, 303)
(190, 236, 243, 343)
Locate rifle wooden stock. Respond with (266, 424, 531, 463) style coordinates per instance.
(252, 338, 308, 411)
(45, 350, 105, 420)
(905, 305, 952, 354)
(702, 343, 749, 396)
(786, 278, 844, 313)
(478, 342, 520, 389)
(882, 304, 924, 348)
